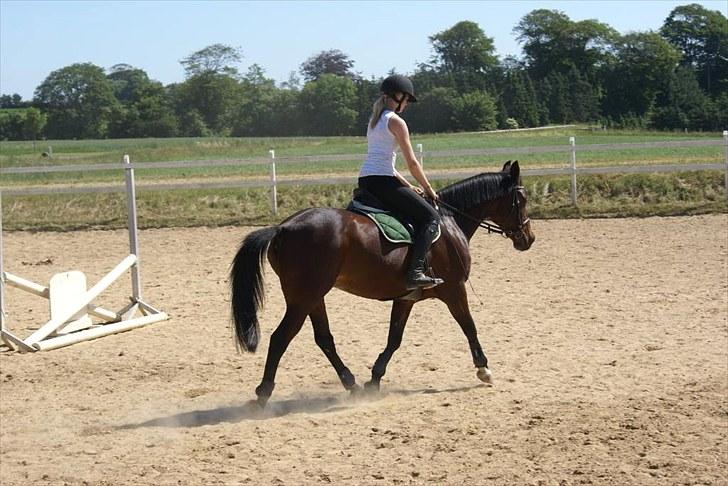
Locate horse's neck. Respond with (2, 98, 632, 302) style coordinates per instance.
(456, 201, 496, 241)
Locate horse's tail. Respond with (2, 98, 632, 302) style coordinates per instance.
(230, 226, 279, 353)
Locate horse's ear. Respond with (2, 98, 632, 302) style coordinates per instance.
(502, 160, 512, 171)
(510, 160, 520, 182)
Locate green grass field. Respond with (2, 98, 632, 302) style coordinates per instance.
(1, 127, 726, 230)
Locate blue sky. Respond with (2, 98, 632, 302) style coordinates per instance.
(1, 0, 726, 99)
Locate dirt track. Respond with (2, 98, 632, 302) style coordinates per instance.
(1, 215, 726, 485)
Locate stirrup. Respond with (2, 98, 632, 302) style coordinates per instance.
(406, 273, 444, 290)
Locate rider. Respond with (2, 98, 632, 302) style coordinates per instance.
(358, 74, 443, 290)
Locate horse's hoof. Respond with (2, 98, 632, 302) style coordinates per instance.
(364, 380, 381, 392)
(256, 395, 269, 409)
(255, 381, 275, 407)
(476, 367, 493, 385)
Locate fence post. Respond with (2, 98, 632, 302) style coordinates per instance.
(569, 136, 577, 206)
(723, 131, 728, 200)
(269, 150, 278, 215)
(123, 155, 142, 302)
(0, 191, 6, 339)
(417, 143, 424, 168)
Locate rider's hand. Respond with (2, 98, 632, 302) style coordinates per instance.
(412, 186, 425, 196)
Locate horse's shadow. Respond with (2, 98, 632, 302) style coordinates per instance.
(117, 383, 485, 429)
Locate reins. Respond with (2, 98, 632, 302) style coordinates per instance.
(434, 185, 530, 238)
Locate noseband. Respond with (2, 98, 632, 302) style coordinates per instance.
(438, 185, 530, 239)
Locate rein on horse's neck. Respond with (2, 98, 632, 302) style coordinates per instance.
(438, 172, 514, 241)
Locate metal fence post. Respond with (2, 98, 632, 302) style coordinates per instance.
(123, 155, 142, 302)
(569, 136, 577, 206)
(417, 143, 424, 168)
(723, 131, 728, 200)
(269, 150, 278, 215)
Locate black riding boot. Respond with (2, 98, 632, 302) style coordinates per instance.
(406, 222, 444, 290)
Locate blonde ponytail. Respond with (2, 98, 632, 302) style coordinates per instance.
(369, 95, 387, 130)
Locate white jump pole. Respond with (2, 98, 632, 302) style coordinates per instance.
(723, 130, 727, 200)
(123, 155, 142, 302)
(269, 149, 278, 215)
(569, 136, 578, 206)
(417, 143, 424, 169)
(1, 155, 168, 352)
(2, 273, 118, 321)
(0, 190, 7, 346)
(33, 313, 168, 351)
(22, 255, 137, 346)
(4, 273, 48, 297)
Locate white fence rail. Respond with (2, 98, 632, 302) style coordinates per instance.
(2, 133, 727, 210)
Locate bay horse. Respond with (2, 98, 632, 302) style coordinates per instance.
(231, 161, 535, 407)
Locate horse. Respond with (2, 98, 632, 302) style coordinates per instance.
(230, 160, 535, 407)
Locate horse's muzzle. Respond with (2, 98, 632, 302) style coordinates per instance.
(511, 226, 535, 251)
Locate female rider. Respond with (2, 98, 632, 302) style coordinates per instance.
(358, 74, 443, 290)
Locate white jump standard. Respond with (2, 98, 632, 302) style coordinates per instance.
(0, 155, 169, 352)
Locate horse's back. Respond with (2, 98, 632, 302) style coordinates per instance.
(268, 208, 356, 275)
(268, 207, 414, 299)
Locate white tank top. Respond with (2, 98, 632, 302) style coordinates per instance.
(359, 110, 398, 177)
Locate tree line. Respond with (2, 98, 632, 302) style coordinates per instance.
(1, 3, 726, 141)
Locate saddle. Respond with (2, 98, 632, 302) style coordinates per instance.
(346, 188, 440, 244)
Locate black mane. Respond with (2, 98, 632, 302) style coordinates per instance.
(438, 171, 513, 213)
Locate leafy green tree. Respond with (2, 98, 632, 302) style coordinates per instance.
(514, 9, 617, 79)
(0, 94, 25, 108)
(107, 64, 151, 102)
(411, 62, 455, 94)
(230, 65, 281, 136)
(567, 67, 600, 122)
(0, 109, 25, 140)
(651, 66, 715, 130)
(405, 87, 459, 133)
(34, 63, 118, 139)
(300, 49, 356, 82)
(501, 69, 540, 127)
(495, 95, 510, 129)
(107, 65, 177, 137)
(262, 88, 302, 136)
(353, 77, 381, 133)
(178, 109, 211, 137)
(175, 72, 241, 135)
(180, 44, 243, 77)
(176, 45, 244, 134)
(298, 74, 357, 135)
(429, 21, 499, 91)
(23, 107, 47, 146)
(661, 3, 728, 95)
(452, 91, 498, 131)
(602, 32, 681, 120)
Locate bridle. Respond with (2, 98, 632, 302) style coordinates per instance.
(436, 185, 530, 239)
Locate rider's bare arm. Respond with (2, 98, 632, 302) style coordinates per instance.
(388, 116, 438, 200)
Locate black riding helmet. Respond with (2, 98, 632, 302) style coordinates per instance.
(381, 75, 417, 112)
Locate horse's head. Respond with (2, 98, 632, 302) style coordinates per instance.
(488, 161, 535, 251)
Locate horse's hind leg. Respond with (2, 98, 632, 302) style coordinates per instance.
(365, 299, 414, 391)
(255, 305, 309, 407)
(309, 300, 358, 391)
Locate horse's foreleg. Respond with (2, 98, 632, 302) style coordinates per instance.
(255, 306, 309, 407)
(444, 286, 492, 385)
(309, 300, 357, 391)
(365, 299, 414, 391)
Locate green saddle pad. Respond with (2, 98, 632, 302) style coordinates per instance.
(347, 200, 441, 245)
(365, 212, 414, 244)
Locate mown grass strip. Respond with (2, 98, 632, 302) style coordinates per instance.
(2, 171, 725, 231)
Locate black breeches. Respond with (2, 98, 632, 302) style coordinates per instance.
(358, 176, 440, 231)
